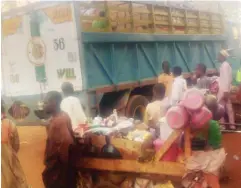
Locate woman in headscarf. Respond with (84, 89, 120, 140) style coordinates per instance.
(1, 100, 28, 188)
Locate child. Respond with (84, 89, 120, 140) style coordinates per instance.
(42, 91, 77, 188)
(158, 61, 174, 97)
(144, 83, 169, 137)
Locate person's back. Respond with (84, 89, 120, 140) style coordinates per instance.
(145, 83, 168, 128)
(170, 66, 187, 105)
(61, 82, 87, 131)
(1, 101, 28, 188)
(145, 99, 169, 125)
(158, 61, 174, 97)
(60, 96, 87, 130)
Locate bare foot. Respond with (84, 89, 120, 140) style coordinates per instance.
(229, 125, 236, 130)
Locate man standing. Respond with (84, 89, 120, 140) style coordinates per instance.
(195, 63, 217, 90)
(217, 50, 235, 130)
(42, 91, 77, 188)
(170, 66, 187, 106)
(158, 61, 174, 97)
(61, 82, 87, 132)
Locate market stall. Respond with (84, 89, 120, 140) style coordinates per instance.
(74, 88, 227, 188)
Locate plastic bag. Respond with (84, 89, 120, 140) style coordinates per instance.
(236, 69, 241, 83)
(159, 117, 174, 141)
(127, 130, 152, 142)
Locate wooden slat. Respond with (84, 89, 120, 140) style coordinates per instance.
(186, 15, 198, 19)
(150, 4, 156, 33)
(132, 8, 151, 14)
(79, 3, 105, 9)
(115, 28, 133, 33)
(112, 19, 131, 24)
(155, 20, 169, 26)
(187, 23, 198, 27)
(172, 23, 185, 27)
(77, 158, 185, 177)
(90, 135, 143, 153)
(80, 16, 106, 21)
(154, 12, 169, 16)
(133, 20, 152, 25)
(108, 6, 129, 12)
(78, 1, 224, 35)
(154, 130, 182, 162)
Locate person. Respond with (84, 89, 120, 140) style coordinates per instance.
(92, 11, 108, 29)
(158, 61, 174, 97)
(1, 100, 29, 188)
(42, 91, 77, 188)
(144, 83, 168, 129)
(61, 82, 87, 131)
(170, 66, 187, 106)
(195, 63, 217, 90)
(217, 50, 235, 130)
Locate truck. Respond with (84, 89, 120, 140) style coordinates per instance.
(1, 1, 241, 126)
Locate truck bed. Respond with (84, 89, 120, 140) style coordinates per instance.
(82, 32, 225, 91)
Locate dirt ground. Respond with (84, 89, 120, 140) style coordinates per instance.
(18, 126, 46, 188)
(17, 126, 241, 188)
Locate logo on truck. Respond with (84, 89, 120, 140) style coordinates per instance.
(27, 37, 46, 66)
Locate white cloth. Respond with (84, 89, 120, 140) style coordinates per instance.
(217, 61, 232, 102)
(159, 117, 174, 141)
(170, 76, 187, 105)
(60, 96, 87, 130)
(185, 148, 226, 176)
(220, 49, 229, 58)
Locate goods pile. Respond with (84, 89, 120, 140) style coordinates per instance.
(74, 87, 226, 188)
(74, 87, 223, 162)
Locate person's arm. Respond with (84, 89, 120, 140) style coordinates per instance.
(143, 108, 149, 125)
(8, 120, 20, 153)
(183, 79, 188, 91)
(60, 99, 67, 113)
(144, 104, 154, 128)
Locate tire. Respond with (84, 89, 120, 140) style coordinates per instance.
(125, 95, 149, 120)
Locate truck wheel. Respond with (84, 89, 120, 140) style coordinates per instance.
(125, 95, 149, 120)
